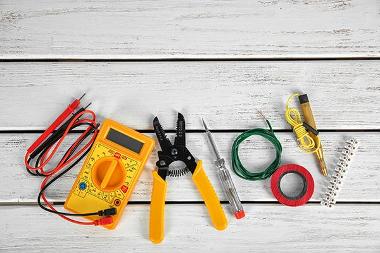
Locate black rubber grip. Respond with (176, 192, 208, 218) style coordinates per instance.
(303, 122, 319, 136)
(298, 94, 309, 104)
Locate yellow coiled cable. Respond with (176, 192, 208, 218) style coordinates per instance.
(285, 93, 320, 154)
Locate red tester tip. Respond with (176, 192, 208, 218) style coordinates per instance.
(234, 210, 245, 219)
(94, 216, 114, 226)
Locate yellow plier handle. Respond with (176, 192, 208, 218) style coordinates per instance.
(149, 160, 228, 244)
(149, 170, 167, 244)
(192, 160, 228, 231)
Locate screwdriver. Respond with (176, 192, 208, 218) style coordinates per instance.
(202, 118, 245, 219)
(299, 94, 328, 176)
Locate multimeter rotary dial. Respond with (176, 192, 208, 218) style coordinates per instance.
(92, 157, 126, 192)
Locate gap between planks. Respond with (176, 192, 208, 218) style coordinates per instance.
(1, 56, 380, 61)
(1, 201, 380, 206)
(1, 129, 380, 133)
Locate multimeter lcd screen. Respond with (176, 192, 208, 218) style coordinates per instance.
(106, 128, 144, 153)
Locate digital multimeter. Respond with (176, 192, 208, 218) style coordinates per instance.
(64, 119, 155, 229)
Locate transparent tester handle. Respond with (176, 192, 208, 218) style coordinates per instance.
(215, 158, 245, 219)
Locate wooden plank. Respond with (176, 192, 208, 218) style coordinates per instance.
(1, 61, 379, 130)
(1, 132, 377, 203)
(0, 0, 379, 58)
(0, 204, 379, 252)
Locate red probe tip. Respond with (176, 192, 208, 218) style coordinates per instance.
(234, 210, 245, 219)
(94, 216, 113, 226)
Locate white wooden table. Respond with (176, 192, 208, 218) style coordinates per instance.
(1, 1, 379, 252)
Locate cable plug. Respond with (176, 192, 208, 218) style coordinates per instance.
(94, 216, 113, 226)
(97, 208, 117, 216)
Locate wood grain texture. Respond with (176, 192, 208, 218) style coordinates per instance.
(1, 61, 380, 130)
(1, 204, 379, 252)
(1, 132, 377, 203)
(0, 0, 379, 58)
(1, 1, 379, 251)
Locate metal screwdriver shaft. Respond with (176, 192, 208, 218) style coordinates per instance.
(202, 118, 245, 219)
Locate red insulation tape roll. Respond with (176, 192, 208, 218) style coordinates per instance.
(271, 164, 314, 207)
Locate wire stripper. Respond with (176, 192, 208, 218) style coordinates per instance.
(149, 113, 228, 244)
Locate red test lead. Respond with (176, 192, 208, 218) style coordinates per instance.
(24, 95, 117, 226)
(26, 93, 86, 156)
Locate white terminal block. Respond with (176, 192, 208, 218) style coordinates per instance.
(321, 138, 359, 208)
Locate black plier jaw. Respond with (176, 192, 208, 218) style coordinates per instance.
(153, 113, 197, 180)
(150, 113, 228, 244)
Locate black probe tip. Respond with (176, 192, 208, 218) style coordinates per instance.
(83, 102, 92, 109)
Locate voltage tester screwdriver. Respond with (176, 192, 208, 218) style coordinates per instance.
(285, 93, 327, 176)
(202, 119, 245, 219)
(298, 94, 328, 176)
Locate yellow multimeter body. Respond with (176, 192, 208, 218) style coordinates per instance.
(64, 119, 155, 229)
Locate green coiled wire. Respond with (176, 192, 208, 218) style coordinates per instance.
(231, 120, 282, 181)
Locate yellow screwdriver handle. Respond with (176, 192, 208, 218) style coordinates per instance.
(192, 160, 228, 231)
(149, 170, 167, 244)
(299, 94, 328, 176)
